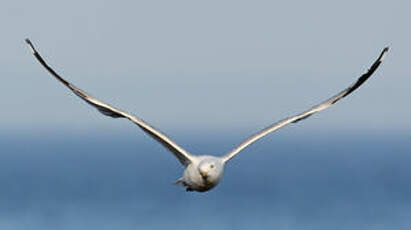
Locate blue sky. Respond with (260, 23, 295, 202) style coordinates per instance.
(1, 0, 409, 136)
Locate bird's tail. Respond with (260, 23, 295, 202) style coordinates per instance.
(173, 177, 184, 185)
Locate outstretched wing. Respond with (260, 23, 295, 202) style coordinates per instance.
(223, 47, 389, 162)
(26, 39, 194, 166)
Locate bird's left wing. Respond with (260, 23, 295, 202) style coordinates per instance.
(26, 39, 194, 166)
(223, 47, 389, 163)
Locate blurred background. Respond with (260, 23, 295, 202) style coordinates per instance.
(1, 0, 410, 229)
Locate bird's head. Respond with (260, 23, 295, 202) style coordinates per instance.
(198, 157, 224, 184)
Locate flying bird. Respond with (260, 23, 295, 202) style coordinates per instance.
(26, 39, 388, 192)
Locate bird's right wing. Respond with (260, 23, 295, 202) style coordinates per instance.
(223, 47, 389, 163)
(26, 39, 194, 166)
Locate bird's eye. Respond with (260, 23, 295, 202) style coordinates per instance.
(210, 164, 214, 169)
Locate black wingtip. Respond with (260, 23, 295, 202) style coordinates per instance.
(25, 38, 37, 54)
(379, 46, 389, 61)
(383, 46, 389, 52)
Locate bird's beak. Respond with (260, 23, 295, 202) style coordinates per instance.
(200, 171, 208, 179)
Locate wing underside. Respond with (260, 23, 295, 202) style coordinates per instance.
(26, 39, 194, 166)
(223, 47, 389, 162)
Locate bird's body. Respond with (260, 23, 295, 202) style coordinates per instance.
(180, 155, 225, 192)
(25, 39, 388, 192)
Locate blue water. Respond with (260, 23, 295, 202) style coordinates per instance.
(1, 132, 410, 229)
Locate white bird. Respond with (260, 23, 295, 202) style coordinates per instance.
(25, 39, 388, 192)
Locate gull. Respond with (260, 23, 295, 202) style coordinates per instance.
(25, 39, 388, 192)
